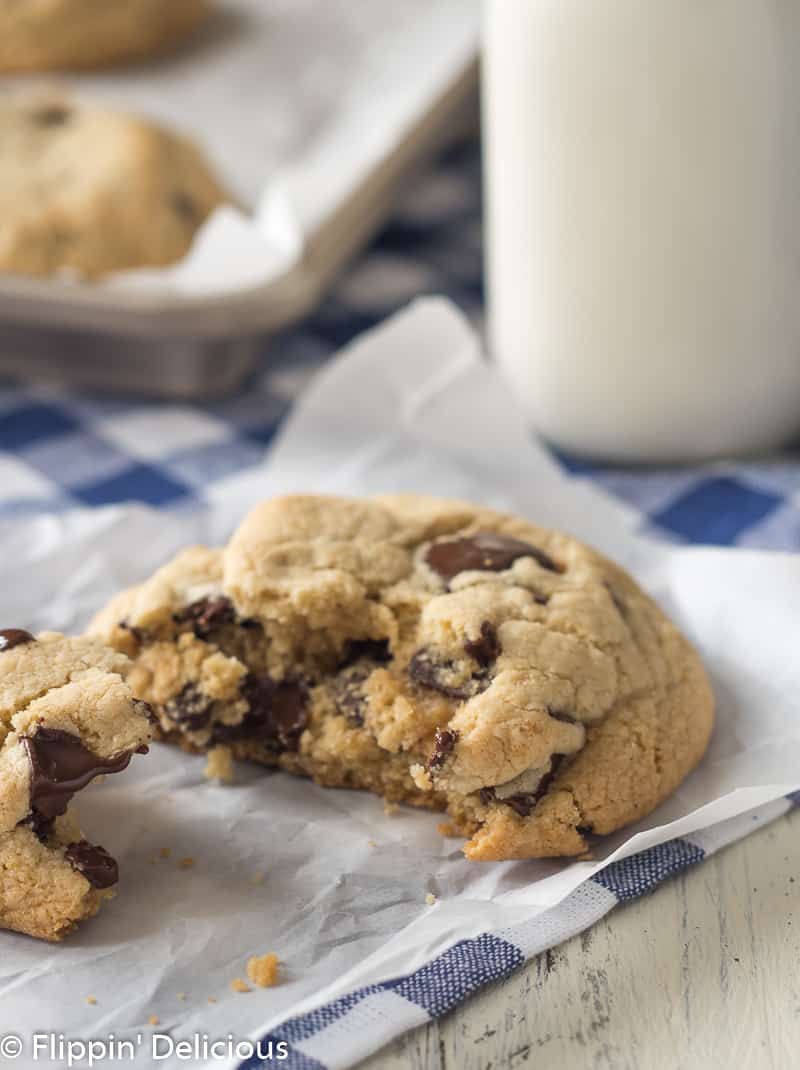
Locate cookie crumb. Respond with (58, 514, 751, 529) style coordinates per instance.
(178, 857, 195, 869)
(367, 839, 377, 848)
(409, 764, 432, 791)
(246, 952, 280, 988)
(437, 821, 460, 838)
(249, 872, 265, 886)
(159, 847, 172, 859)
(205, 745, 235, 784)
(148, 1015, 160, 1027)
(383, 801, 399, 816)
(230, 978, 252, 994)
(425, 893, 437, 906)
(86, 996, 97, 1005)
(208, 997, 218, 1004)
(177, 993, 187, 1001)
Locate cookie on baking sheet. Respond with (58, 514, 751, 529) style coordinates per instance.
(89, 494, 715, 861)
(0, 0, 208, 73)
(0, 630, 153, 941)
(0, 98, 229, 279)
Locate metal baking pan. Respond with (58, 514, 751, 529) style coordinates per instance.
(0, 0, 479, 397)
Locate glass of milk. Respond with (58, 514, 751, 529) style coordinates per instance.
(484, 0, 800, 461)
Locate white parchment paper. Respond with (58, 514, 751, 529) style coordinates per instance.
(1, 299, 799, 1068)
(4, 0, 479, 297)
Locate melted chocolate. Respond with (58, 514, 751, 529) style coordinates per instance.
(64, 841, 119, 889)
(408, 649, 490, 700)
(463, 622, 500, 667)
(425, 532, 562, 581)
(479, 755, 567, 818)
(331, 665, 371, 726)
(339, 638, 392, 667)
(173, 597, 236, 639)
(214, 675, 309, 752)
(23, 728, 133, 822)
(119, 620, 144, 643)
(134, 699, 159, 727)
(0, 629, 36, 652)
(165, 684, 213, 732)
(331, 639, 392, 727)
(426, 727, 458, 771)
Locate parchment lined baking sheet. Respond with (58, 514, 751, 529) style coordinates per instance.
(0, 0, 480, 308)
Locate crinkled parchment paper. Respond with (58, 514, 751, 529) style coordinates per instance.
(1, 300, 798, 1068)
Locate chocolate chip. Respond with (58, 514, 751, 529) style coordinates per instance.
(134, 699, 159, 727)
(425, 532, 562, 581)
(31, 105, 71, 127)
(164, 684, 213, 732)
(0, 629, 36, 652)
(575, 825, 594, 838)
(503, 794, 540, 818)
(408, 648, 490, 700)
(481, 755, 567, 818)
(331, 665, 371, 726)
(331, 639, 391, 726)
(173, 597, 236, 639)
(426, 727, 458, 771)
(172, 191, 199, 222)
(65, 841, 119, 890)
(23, 728, 134, 824)
(23, 811, 55, 843)
(463, 622, 500, 667)
(339, 638, 392, 667)
(214, 675, 309, 752)
(119, 620, 144, 643)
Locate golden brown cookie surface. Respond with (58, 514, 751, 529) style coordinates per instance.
(0, 99, 228, 279)
(0, 0, 208, 73)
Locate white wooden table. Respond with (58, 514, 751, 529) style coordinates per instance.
(359, 807, 799, 1070)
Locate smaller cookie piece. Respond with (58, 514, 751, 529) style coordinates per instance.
(0, 630, 153, 941)
(0, 0, 208, 73)
(0, 99, 229, 279)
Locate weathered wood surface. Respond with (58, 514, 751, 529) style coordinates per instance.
(359, 807, 799, 1070)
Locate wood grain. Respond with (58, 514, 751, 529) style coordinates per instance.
(358, 808, 799, 1070)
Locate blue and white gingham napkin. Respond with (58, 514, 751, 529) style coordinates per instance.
(0, 141, 798, 1070)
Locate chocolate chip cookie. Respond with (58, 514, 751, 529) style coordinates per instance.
(0, 98, 228, 279)
(0, 630, 153, 940)
(0, 0, 208, 73)
(89, 495, 714, 861)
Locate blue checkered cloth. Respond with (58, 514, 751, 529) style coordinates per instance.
(2, 140, 799, 551)
(1, 141, 799, 1070)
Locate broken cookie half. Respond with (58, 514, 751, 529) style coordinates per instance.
(89, 493, 714, 861)
(0, 630, 153, 940)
